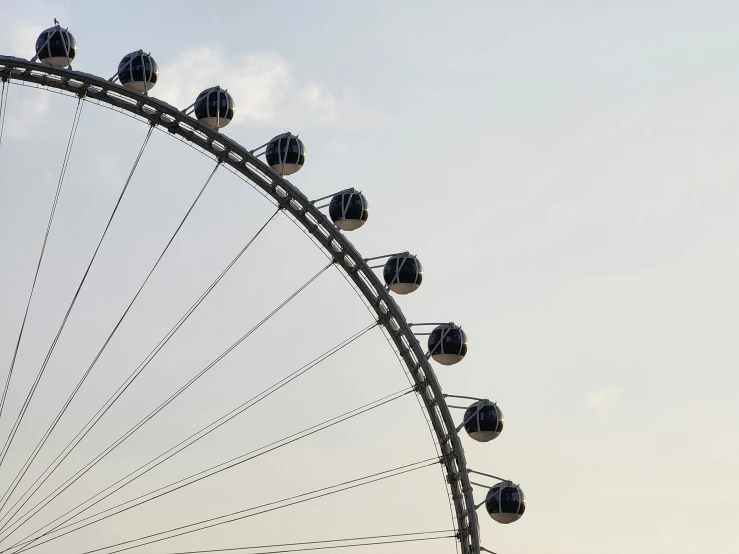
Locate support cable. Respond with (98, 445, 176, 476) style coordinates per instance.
(65, 459, 439, 554)
(0, 156, 222, 531)
(141, 532, 456, 554)
(0, 80, 8, 151)
(0, 125, 154, 516)
(0, 256, 330, 541)
(10, 384, 413, 552)
(0, 96, 83, 439)
(6, 322, 381, 548)
(376, 324, 457, 536)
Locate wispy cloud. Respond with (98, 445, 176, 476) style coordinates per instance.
(586, 386, 624, 412)
(0, 2, 71, 57)
(153, 48, 291, 123)
(152, 46, 389, 131)
(1, 17, 386, 132)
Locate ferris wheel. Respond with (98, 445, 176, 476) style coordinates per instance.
(0, 21, 526, 554)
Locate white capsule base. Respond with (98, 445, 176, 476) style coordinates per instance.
(40, 56, 72, 67)
(123, 81, 157, 93)
(199, 116, 232, 129)
(431, 353, 465, 366)
(269, 162, 302, 176)
(389, 282, 420, 295)
(333, 218, 366, 231)
(490, 512, 523, 524)
(467, 430, 501, 443)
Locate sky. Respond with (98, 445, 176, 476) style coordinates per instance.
(0, 1, 738, 553)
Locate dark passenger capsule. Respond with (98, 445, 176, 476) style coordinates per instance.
(329, 192, 369, 231)
(118, 51, 159, 93)
(194, 86, 235, 129)
(463, 400, 503, 442)
(265, 133, 306, 175)
(485, 481, 526, 524)
(428, 324, 468, 365)
(35, 25, 77, 67)
(383, 255, 423, 295)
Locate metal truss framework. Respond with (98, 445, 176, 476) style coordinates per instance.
(0, 55, 481, 554)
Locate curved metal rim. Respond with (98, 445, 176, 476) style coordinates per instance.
(0, 55, 480, 554)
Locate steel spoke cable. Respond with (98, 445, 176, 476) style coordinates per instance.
(0, 73, 474, 554)
(0, 157, 222, 532)
(328, 244, 460, 544)
(0, 204, 277, 526)
(0, 192, 268, 534)
(9, 384, 414, 552)
(0, 125, 154, 516)
(154, 530, 454, 553)
(0, 96, 83, 437)
(375, 325, 457, 534)
(64, 459, 439, 554)
(171, 531, 453, 552)
(0, 78, 456, 548)
(279, 177, 460, 541)
(10, 322, 381, 546)
(146, 533, 456, 554)
(0, 80, 8, 150)
(13, 459, 437, 554)
(6, 322, 382, 549)
(0, 256, 331, 540)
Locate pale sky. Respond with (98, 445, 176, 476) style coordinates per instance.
(0, 2, 738, 554)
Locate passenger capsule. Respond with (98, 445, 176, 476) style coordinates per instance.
(329, 192, 369, 231)
(383, 255, 423, 295)
(428, 324, 467, 365)
(194, 87, 235, 129)
(485, 481, 526, 524)
(35, 25, 77, 67)
(117, 50, 159, 93)
(463, 400, 503, 442)
(265, 133, 306, 175)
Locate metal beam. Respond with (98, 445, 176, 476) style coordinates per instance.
(0, 55, 481, 554)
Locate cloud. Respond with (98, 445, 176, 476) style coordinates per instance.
(586, 386, 624, 412)
(1, 18, 387, 131)
(0, 2, 72, 58)
(152, 46, 389, 131)
(153, 48, 292, 123)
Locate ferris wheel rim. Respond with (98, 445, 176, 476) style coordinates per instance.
(0, 55, 480, 554)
